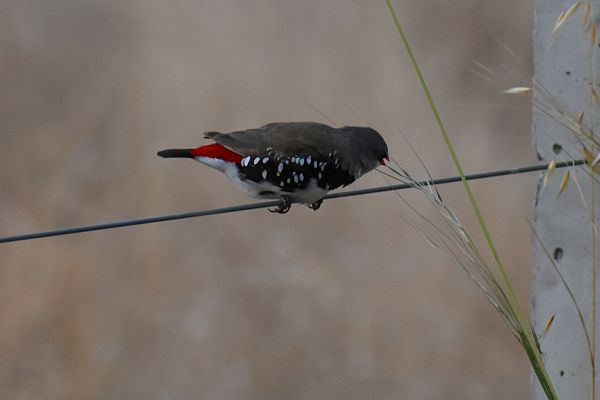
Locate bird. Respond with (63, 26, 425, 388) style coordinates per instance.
(158, 122, 388, 213)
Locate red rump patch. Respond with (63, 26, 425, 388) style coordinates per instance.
(191, 143, 244, 164)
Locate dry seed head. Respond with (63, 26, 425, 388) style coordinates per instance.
(553, 11, 566, 35)
(583, 0, 591, 26)
(583, 147, 600, 174)
(591, 87, 599, 104)
(534, 83, 600, 149)
(552, 2, 581, 36)
(558, 170, 571, 196)
(542, 314, 556, 337)
(591, 152, 600, 168)
(502, 86, 531, 94)
(543, 159, 557, 188)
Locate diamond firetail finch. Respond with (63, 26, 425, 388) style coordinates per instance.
(158, 122, 388, 213)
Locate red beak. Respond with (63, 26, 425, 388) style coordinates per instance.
(379, 157, 388, 166)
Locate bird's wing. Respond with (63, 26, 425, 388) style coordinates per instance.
(204, 122, 340, 160)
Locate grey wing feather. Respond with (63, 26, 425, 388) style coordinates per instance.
(204, 122, 341, 159)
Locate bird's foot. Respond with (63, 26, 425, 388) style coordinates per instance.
(308, 199, 323, 211)
(269, 196, 292, 214)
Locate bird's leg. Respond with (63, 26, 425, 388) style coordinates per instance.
(269, 195, 292, 214)
(308, 198, 323, 211)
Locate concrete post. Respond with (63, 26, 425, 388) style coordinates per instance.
(532, 0, 600, 399)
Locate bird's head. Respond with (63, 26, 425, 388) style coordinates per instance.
(341, 126, 389, 170)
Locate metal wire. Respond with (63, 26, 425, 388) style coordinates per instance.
(0, 159, 585, 244)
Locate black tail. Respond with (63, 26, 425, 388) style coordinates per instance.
(157, 148, 194, 158)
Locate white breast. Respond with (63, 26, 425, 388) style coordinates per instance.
(287, 178, 328, 204)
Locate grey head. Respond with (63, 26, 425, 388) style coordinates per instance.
(336, 126, 389, 177)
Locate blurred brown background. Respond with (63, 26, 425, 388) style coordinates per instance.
(0, 1, 536, 399)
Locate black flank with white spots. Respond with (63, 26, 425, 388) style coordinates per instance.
(238, 152, 355, 193)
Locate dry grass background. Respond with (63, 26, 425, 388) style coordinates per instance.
(0, 1, 536, 399)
